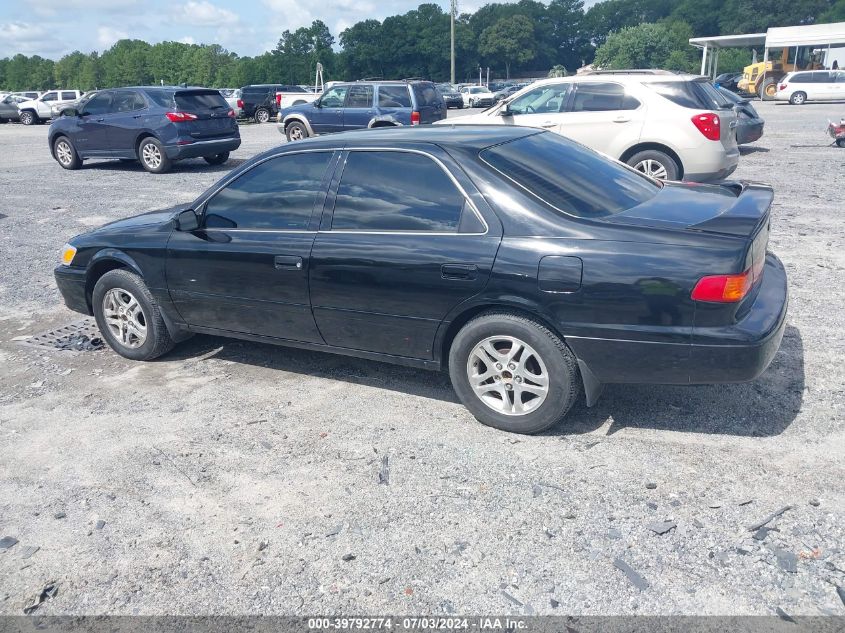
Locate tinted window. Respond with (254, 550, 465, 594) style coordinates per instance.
(175, 90, 229, 110)
(60, 91, 77, 100)
(812, 72, 832, 82)
(332, 151, 465, 232)
(571, 82, 639, 111)
(695, 81, 733, 109)
(480, 131, 660, 218)
(647, 81, 705, 108)
(204, 152, 332, 230)
(320, 86, 348, 108)
(836, 72, 845, 83)
(83, 92, 113, 115)
(42, 92, 58, 102)
(508, 83, 570, 115)
(378, 85, 412, 107)
(791, 73, 811, 83)
(113, 91, 146, 112)
(345, 85, 373, 108)
(146, 90, 175, 108)
(413, 83, 441, 106)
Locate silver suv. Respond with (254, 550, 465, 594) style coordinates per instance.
(442, 74, 739, 182)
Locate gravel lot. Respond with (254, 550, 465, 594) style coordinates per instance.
(0, 103, 843, 617)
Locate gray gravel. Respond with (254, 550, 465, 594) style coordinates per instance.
(0, 103, 844, 616)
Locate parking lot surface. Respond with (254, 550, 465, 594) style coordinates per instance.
(0, 103, 843, 616)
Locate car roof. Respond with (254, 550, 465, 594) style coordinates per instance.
(527, 73, 704, 86)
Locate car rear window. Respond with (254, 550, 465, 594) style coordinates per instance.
(480, 131, 660, 218)
(175, 90, 229, 110)
(647, 80, 731, 110)
(412, 83, 442, 106)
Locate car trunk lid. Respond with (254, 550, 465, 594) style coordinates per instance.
(173, 89, 237, 139)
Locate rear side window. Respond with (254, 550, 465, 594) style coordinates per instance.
(204, 152, 333, 230)
(345, 85, 373, 108)
(378, 85, 412, 108)
(113, 91, 146, 112)
(647, 81, 705, 109)
(480, 131, 660, 218)
(570, 82, 639, 111)
(331, 151, 465, 232)
(412, 83, 442, 106)
(146, 90, 175, 108)
(60, 91, 77, 100)
(175, 91, 228, 110)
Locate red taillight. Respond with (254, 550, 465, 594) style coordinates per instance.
(276, 94, 282, 106)
(411, 111, 420, 125)
(691, 270, 752, 303)
(236, 98, 243, 109)
(165, 111, 197, 122)
(227, 108, 235, 118)
(778, 83, 787, 91)
(691, 112, 720, 141)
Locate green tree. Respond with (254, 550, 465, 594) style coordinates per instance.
(478, 15, 537, 78)
(593, 20, 696, 71)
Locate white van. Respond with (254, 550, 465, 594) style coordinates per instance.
(775, 70, 845, 105)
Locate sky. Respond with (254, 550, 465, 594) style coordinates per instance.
(0, 0, 599, 60)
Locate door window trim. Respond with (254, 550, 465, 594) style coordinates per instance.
(321, 147, 488, 236)
(196, 149, 340, 233)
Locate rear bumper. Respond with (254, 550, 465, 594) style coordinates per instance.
(684, 147, 739, 182)
(54, 265, 91, 315)
(165, 137, 241, 160)
(737, 120, 764, 145)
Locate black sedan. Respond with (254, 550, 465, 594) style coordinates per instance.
(436, 83, 464, 109)
(719, 87, 765, 145)
(54, 126, 788, 434)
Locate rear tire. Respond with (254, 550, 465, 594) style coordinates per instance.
(138, 137, 172, 174)
(837, 138, 845, 148)
(285, 121, 309, 142)
(789, 91, 806, 105)
(448, 311, 580, 434)
(203, 152, 230, 165)
(20, 110, 37, 125)
(759, 77, 776, 100)
(53, 136, 82, 170)
(92, 269, 175, 361)
(254, 108, 270, 123)
(627, 149, 679, 181)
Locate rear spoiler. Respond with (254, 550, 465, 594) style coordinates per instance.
(690, 181, 773, 237)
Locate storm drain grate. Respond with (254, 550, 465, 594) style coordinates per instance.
(19, 317, 105, 352)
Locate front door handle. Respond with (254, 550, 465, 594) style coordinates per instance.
(274, 255, 303, 270)
(96, 118, 105, 122)
(441, 263, 478, 280)
(540, 121, 557, 128)
(613, 116, 631, 123)
(133, 115, 142, 119)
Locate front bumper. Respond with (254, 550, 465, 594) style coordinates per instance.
(55, 265, 91, 315)
(165, 137, 241, 160)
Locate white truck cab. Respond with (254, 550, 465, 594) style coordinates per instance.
(18, 90, 83, 125)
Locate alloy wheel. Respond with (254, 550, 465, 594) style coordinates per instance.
(142, 143, 162, 170)
(55, 140, 73, 166)
(288, 125, 304, 141)
(466, 335, 549, 416)
(634, 158, 668, 180)
(257, 110, 270, 123)
(102, 287, 147, 349)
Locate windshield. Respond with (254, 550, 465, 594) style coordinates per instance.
(480, 131, 660, 218)
(470, 87, 490, 94)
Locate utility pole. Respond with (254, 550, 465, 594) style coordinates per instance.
(450, 0, 457, 84)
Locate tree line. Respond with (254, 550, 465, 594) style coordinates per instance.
(1, 0, 842, 91)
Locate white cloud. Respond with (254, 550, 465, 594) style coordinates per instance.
(0, 21, 65, 56)
(97, 25, 129, 48)
(176, 1, 239, 27)
(178, 35, 197, 44)
(29, 0, 138, 17)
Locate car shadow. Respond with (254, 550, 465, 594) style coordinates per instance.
(739, 146, 770, 155)
(159, 325, 804, 438)
(80, 158, 247, 173)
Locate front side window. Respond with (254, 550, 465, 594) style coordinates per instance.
(345, 85, 373, 108)
(508, 83, 570, 115)
(83, 92, 113, 115)
(378, 85, 412, 107)
(480, 131, 660, 219)
(571, 82, 639, 112)
(331, 151, 466, 232)
(204, 152, 333, 230)
(41, 92, 57, 102)
(320, 86, 348, 108)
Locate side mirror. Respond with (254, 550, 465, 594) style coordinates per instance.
(498, 105, 512, 116)
(314, 100, 322, 108)
(175, 209, 199, 231)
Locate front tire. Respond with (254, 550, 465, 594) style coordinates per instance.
(53, 136, 82, 170)
(92, 269, 175, 361)
(789, 91, 806, 105)
(448, 312, 580, 434)
(254, 108, 270, 123)
(759, 77, 776, 100)
(20, 110, 37, 125)
(285, 121, 309, 142)
(627, 149, 679, 181)
(203, 151, 230, 165)
(138, 137, 172, 174)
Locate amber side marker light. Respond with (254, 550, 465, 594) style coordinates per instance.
(691, 270, 753, 303)
(61, 244, 77, 266)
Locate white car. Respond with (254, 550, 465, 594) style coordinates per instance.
(461, 86, 495, 108)
(18, 90, 84, 125)
(219, 88, 242, 117)
(442, 74, 739, 182)
(775, 70, 845, 105)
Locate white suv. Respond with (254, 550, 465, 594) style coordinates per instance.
(18, 90, 83, 125)
(441, 74, 739, 182)
(775, 70, 845, 105)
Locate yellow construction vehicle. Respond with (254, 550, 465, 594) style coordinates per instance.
(738, 46, 825, 98)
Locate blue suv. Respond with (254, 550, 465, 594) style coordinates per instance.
(279, 80, 446, 141)
(48, 86, 241, 174)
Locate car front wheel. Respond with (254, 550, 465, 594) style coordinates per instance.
(448, 311, 580, 434)
(627, 149, 679, 181)
(286, 121, 309, 142)
(138, 137, 172, 174)
(20, 110, 37, 125)
(203, 152, 230, 165)
(92, 269, 175, 361)
(53, 136, 82, 170)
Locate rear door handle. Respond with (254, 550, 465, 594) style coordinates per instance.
(96, 118, 105, 122)
(133, 115, 142, 119)
(274, 255, 303, 270)
(613, 116, 631, 123)
(441, 263, 478, 280)
(540, 121, 557, 128)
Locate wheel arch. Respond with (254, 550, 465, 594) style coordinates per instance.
(283, 115, 315, 136)
(49, 133, 69, 159)
(619, 142, 685, 179)
(84, 250, 144, 309)
(368, 115, 402, 128)
(134, 132, 158, 157)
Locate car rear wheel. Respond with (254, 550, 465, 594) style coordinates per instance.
(53, 136, 82, 170)
(789, 91, 807, 105)
(255, 108, 270, 123)
(448, 312, 580, 434)
(286, 121, 309, 142)
(20, 110, 37, 125)
(92, 269, 175, 361)
(837, 138, 845, 148)
(138, 137, 172, 174)
(627, 149, 679, 181)
(203, 152, 230, 165)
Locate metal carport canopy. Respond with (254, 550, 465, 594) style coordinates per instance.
(765, 23, 845, 47)
(689, 33, 767, 49)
